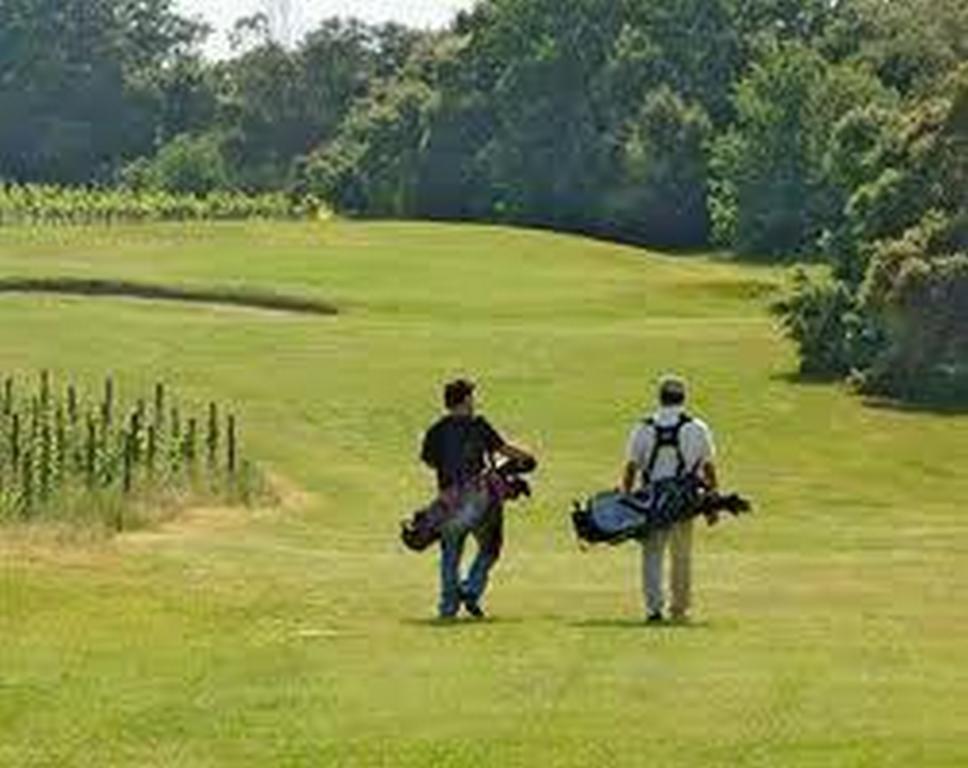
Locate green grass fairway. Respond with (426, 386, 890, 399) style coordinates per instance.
(2, 222, 967, 767)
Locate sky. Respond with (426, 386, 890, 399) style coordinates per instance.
(175, 0, 478, 58)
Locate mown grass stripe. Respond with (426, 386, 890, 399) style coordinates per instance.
(0, 277, 338, 316)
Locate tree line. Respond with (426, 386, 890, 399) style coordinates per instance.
(1, 0, 965, 400)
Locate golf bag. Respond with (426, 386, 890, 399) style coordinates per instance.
(401, 456, 537, 552)
(573, 411, 750, 545)
(571, 478, 751, 545)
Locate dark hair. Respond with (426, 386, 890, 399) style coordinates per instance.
(660, 389, 686, 407)
(444, 378, 475, 409)
(659, 376, 687, 407)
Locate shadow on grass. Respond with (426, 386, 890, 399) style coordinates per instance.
(402, 616, 714, 630)
(401, 616, 525, 629)
(568, 618, 713, 631)
(0, 276, 338, 316)
(771, 370, 968, 414)
(769, 369, 842, 388)
(861, 396, 968, 416)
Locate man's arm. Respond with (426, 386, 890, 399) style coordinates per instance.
(700, 460, 721, 526)
(701, 460, 719, 492)
(480, 417, 534, 467)
(621, 424, 646, 494)
(496, 442, 533, 464)
(420, 425, 438, 470)
(697, 421, 720, 524)
(694, 420, 718, 491)
(621, 462, 638, 495)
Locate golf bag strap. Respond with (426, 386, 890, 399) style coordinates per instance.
(643, 413, 692, 479)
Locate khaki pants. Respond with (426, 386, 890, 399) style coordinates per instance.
(641, 518, 693, 617)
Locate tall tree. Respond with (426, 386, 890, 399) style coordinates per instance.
(216, 17, 424, 190)
(0, 0, 205, 183)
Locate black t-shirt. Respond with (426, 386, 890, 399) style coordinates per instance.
(421, 415, 505, 490)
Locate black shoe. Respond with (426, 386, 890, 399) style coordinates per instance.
(460, 590, 485, 619)
(646, 611, 664, 624)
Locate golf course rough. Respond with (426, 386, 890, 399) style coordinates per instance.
(1, 221, 966, 767)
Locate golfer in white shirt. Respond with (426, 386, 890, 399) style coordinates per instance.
(621, 375, 719, 623)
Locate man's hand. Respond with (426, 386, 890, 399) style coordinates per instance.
(702, 462, 720, 525)
(702, 461, 720, 493)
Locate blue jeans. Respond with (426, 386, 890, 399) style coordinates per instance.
(438, 496, 504, 618)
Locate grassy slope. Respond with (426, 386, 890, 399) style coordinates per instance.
(0, 222, 966, 767)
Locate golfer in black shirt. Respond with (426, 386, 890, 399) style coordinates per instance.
(421, 379, 533, 619)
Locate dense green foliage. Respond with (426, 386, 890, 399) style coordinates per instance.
(0, 0, 204, 184)
(776, 64, 968, 399)
(1, 0, 965, 398)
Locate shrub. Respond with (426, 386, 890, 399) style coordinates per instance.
(122, 133, 232, 196)
(858, 217, 968, 398)
(773, 268, 887, 377)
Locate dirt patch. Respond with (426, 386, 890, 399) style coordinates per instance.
(121, 504, 255, 544)
(265, 471, 316, 511)
(1, 473, 312, 555)
(122, 471, 313, 544)
(0, 524, 123, 567)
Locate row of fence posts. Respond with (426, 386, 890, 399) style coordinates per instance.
(0, 372, 240, 522)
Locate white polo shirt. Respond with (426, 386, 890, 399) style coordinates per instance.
(626, 406, 716, 483)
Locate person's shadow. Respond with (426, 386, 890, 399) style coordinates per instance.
(401, 616, 714, 630)
(566, 618, 713, 630)
(401, 616, 524, 628)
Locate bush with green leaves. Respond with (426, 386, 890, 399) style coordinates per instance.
(122, 133, 233, 196)
(303, 79, 436, 217)
(776, 215, 968, 400)
(0, 372, 266, 532)
(775, 64, 968, 401)
(857, 217, 968, 399)
(773, 268, 886, 378)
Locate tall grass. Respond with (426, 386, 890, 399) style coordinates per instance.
(0, 371, 265, 532)
(0, 184, 328, 226)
